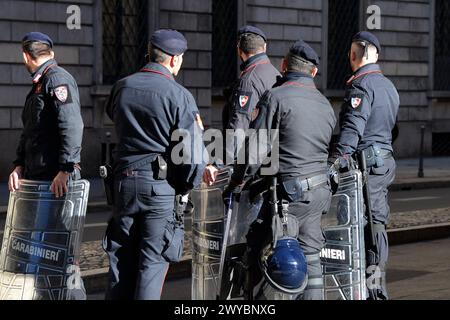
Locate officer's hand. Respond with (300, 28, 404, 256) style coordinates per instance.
(203, 165, 219, 186)
(8, 166, 24, 192)
(328, 167, 339, 195)
(336, 154, 354, 172)
(51, 171, 70, 198)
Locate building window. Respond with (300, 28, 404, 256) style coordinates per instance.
(432, 132, 450, 156)
(102, 0, 148, 85)
(212, 0, 238, 89)
(434, 0, 450, 91)
(327, 0, 360, 90)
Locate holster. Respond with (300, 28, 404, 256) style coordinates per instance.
(359, 145, 385, 169)
(152, 155, 168, 180)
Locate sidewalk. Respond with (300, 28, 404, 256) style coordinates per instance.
(1, 157, 449, 209)
(392, 157, 450, 190)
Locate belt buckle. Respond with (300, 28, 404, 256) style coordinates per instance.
(299, 178, 309, 192)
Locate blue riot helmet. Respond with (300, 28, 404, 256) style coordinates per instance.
(260, 237, 308, 294)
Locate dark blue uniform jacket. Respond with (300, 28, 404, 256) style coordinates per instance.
(106, 62, 207, 193)
(336, 64, 400, 156)
(223, 53, 280, 131)
(232, 72, 337, 182)
(14, 59, 84, 180)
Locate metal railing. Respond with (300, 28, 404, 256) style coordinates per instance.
(434, 0, 450, 91)
(102, 0, 149, 84)
(432, 132, 450, 156)
(212, 0, 238, 89)
(327, 0, 360, 90)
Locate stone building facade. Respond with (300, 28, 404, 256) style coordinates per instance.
(0, 0, 448, 180)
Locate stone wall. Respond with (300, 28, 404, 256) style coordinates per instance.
(159, 0, 213, 125)
(0, 0, 96, 180)
(0, 0, 448, 181)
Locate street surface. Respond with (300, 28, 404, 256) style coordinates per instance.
(88, 237, 450, 300)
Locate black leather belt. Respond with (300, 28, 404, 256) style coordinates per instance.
(122, 169, 139, 177)
(282, 174, 329, 192)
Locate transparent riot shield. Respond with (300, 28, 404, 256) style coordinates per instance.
(217, 189, 262, 300)
(321, 169, 366, 300)
(191, 167, 263, 300)
(0, 179, 90, 300)
(191, 168, 231, 300)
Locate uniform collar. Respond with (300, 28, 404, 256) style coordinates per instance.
(240, 53, 269, 71)
(347, 63, 382, 84)
(275, 72, 316, 88)
(141, 62, 175, 80)
(31, 59, 57, 84)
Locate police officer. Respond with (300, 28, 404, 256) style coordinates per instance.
(334, 31, 400, 300)
(203, 26, 280, 185)
(8, 32, 84, 197)
(103, 29, 207, 300)
(225, 40, 337, 300)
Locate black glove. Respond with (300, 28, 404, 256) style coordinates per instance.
(222, 180, 243, 205)
(328, 154, 356, 194)
(334, 154, 357, 173)
(328, 165, 339, 195)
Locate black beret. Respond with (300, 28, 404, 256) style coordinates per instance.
(352, 31, 381, 53)
(238, 25, 267, 42)
(150, 29, 188, 56)
(22, 32, 53, 48)
(289, 40, 320, 66)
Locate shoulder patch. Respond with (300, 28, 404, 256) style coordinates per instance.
(54, 85, 68, 103)
(239, 95, 249, 108)
(234, 91, 253, 113)
(51, 84, 73, 106)
(350, 93, 364, 110)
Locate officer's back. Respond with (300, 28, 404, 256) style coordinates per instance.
(103, 29, 206, 300)
(336, 32, 399, 156)
(269, 77, 336, 177)
(340, 67, 399, 153)
(223, 26, 281, 131)
(227, 40, 337, 300)
(204, 26, 280, 186)
(335, 31, 400, 301)
(9, 32, 84, 198)
(107, 62, 196, 173)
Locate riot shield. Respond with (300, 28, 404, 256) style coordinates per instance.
(217, 189, 262, 300)
(321, 169, 366, 300)
(0, 179, 90, 300)
(191, 168, 263, 300)
(191, 168, 231, 300)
